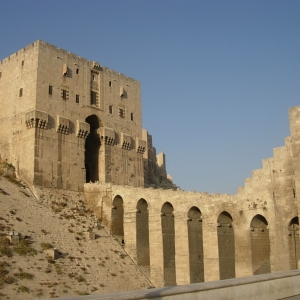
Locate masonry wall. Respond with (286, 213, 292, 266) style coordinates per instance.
(0, 40, 161, 190)
(84, 182, 293, 287)
(84, 103, 300, 287)
(0, 42, 39, 184)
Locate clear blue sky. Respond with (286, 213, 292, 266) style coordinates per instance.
(1, 1, 299, 194)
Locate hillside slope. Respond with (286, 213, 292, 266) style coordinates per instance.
(0, 164, 150, 299)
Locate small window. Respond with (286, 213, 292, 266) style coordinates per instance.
(76, 94, 79, 103)
(0, 72, 2, 79)
(119, 108, 125, 118)
(131, 113, 134, 121)
(62, 89, 67, 100)
(109, 105, 113, 114)
(90, 91, 97, 105)
(21, 60, 24, 66)
(109, 81, 112, 87)
(19, 88, 23, 97)
(76, 68, 79, 74)
(49, 85, 53, 95)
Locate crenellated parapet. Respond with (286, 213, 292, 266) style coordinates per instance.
(25, 110, 48, 129)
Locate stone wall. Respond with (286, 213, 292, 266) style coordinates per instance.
(46, 269, 300, 300)
(84, 181, 295, 287)
(0, 40, 169, 191)
(84, 104, 300, 287)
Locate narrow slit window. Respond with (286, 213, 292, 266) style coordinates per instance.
(109, 105, 113, 114)
(119, 108, 125, 118)
(76, 94, 80, 103)
(21, 60, 24, 66)
(49, 85, 53, 95)
(131, 113, 134, 121)
(76, 68, 79, 74)
(90, 91, 97, 105)
(109, 81, 112, 87)
(62, 89, 67, 100)
(19, 88, 23, 97)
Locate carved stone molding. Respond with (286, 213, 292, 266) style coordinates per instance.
(25, 110, 48, 129)
(76, 120, 89, 138)
(56, 115, 69, 134)
(100, 127, 115, 145)
(121, 132, 132, 150)
(136, 138, 146, 154)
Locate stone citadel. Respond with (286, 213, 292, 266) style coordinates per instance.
(0, 40, 299, 287)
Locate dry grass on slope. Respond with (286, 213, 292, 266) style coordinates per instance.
(0, 162, 150, 299)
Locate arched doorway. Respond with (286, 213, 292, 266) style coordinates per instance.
(161, 202, 176, 286)
(250, 214, 270, 275)
(187, 206, 204, 283)
(217, 211, 235, 279)
(136, 199, 150, 266)
(288, 217, 300, 269)
(85, 115, 100, 183)
(111, 195, 124, 241)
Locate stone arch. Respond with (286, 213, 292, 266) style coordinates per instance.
(111, 195, 124, 241)
(250, 214, 270, 275)
(217, 211, 235, 279)
(288, 216, 300, 269)
(161, 202, 176, 286)
(85, 115, 101, 183)
(187, 206, 204, 283)
(136, 198, 150, 266)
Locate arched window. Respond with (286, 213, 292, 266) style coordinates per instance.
(187, 206, 204, 283)
(288, 217, 300, 269)
(84, 115, 100, 183)
(111, 195, 124, 241)
(161, 202, 176, 286)
(250, 214, 270, 275)
(217, 211, 235, 279)
(136, 199, 150, 266)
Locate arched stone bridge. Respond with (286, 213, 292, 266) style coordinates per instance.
(85, 182, 299, 287)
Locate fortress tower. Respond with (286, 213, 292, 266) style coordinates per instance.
(0, 40, 169, 191)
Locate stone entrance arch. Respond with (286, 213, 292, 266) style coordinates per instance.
(250, 214, 270, 275)
(85, 115, 100, 183)
(187, 206, 204, 283)
(111, 195, 124, 241)
(217, 211, 235, 279)
(136, 198, 150, 266)
(288, 217, 300, 269)
(161, 202, 176, 286)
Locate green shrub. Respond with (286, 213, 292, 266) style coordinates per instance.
(14, 239, 37, 256)
(17, 285, 30, 293)
(40, 242, 53, 250)
(13, 271, 34, 280)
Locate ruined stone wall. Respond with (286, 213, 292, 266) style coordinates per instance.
(142, 129, 173, 189)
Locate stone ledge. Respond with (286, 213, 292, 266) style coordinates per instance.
(42, 269, 300, 300)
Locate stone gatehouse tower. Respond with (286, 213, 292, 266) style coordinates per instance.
(0, 40, 168, 191)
